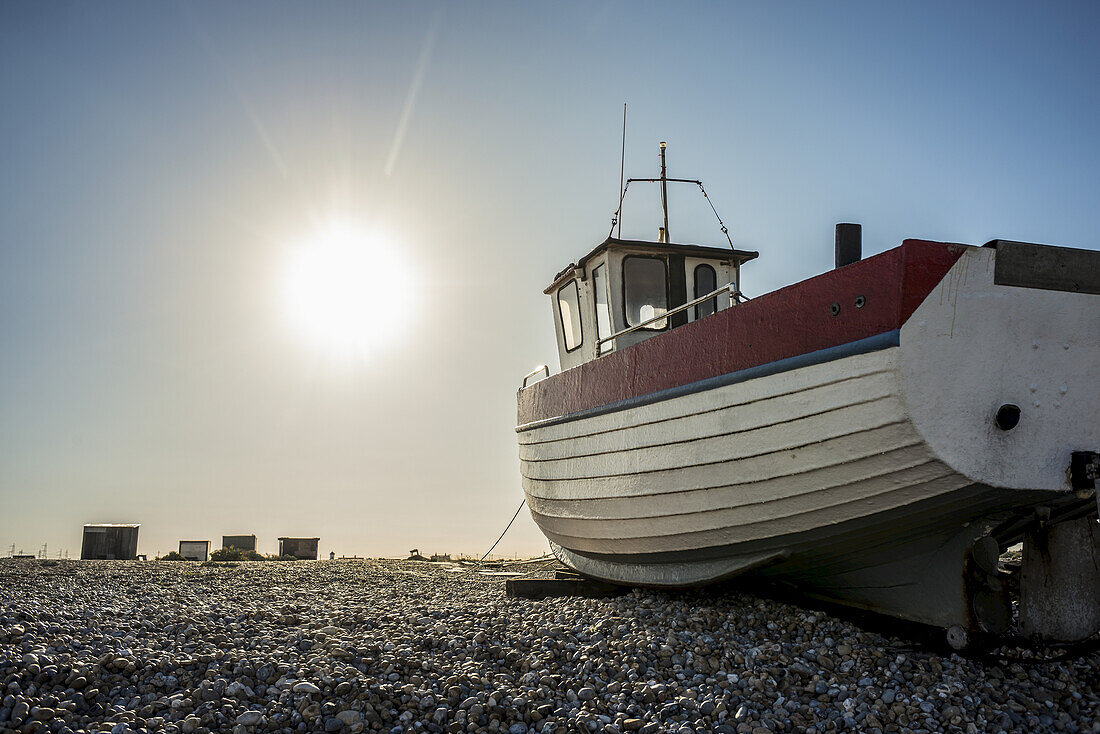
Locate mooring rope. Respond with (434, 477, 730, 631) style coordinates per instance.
(478, 498, 527, 564)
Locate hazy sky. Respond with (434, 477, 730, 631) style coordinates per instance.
(3, 1, 1099, 559)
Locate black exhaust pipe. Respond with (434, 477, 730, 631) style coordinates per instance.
(835, 223, 862, 268)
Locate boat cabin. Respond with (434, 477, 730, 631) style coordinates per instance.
(545, 237, 758, 370)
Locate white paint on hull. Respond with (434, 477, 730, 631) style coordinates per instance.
(536, 470, 971, 554)
(523, 397, 906, 480)
(523, 423, 927, 501)
(526, 443, 942, 516)
(520, 347, 975, 556)
(551, 542, 789, 587)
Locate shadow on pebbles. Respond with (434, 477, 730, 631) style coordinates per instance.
(0, 559, 1097, 734)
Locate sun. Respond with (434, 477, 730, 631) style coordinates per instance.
(280, 220, 415, 360)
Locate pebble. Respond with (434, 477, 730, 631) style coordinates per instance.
(236, 710, 265, 725)
(336, 709, 361, 725)
(32, 706, 55, 720)
(0, 559, 1096, 734)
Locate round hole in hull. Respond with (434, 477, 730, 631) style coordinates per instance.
(995, 404, 1021, 431)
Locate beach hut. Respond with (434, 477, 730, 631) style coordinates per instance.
(178, 540, 210, 561)
(221, 534, 257, 552)
(278, 537, 319, 560)
(80, 524, 140, 560)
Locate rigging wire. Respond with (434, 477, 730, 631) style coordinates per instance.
(608, 180, 631, 239)
(608, 178, 736, 251)
(478, 498, 527, 564)
(696, 181, 735, 250)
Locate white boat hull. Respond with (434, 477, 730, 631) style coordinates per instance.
(517, 245, 1100, 630)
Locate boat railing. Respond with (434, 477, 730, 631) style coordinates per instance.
(595, 283, 744, 356)
(520, 364, 550, 389)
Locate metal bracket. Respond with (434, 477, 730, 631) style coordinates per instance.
(1070, 451, 1099, 490)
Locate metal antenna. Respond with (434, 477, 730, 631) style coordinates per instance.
(659, 142, 670, 241)
(615, 141, 734, 248)
(617, 104, 627, 239)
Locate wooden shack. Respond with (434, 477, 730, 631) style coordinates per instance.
(221, 534, 257, 552)
(81, 524, 140, 560)
(278, 537, 319, 560)
(178, 540, 210, 561)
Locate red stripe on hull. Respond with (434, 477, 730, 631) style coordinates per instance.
(517, 240, 966, 426)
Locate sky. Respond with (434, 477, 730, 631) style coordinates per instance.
(2, 1, 1099, 559)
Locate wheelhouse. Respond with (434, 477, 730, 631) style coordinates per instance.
(546, 237, 758, 370)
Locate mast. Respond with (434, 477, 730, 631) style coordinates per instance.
(659, 141, 670, 242)
(617, 104, 627, 240)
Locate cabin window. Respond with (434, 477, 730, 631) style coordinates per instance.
(694, 264, 718, 319)
(623, 256, 667, 329)
(557, 279, 583, 352)
(593, 264, 612, 353)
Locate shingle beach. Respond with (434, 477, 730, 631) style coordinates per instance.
(1, 560, 1097, 734)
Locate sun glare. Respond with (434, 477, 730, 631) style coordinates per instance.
(280, 221, 415, 361)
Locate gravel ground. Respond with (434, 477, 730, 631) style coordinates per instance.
(1, 559, 1097, 734)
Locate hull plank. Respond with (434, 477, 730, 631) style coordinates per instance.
(524, 399, 908, 479)
(526, 445, 945, 516)
(519, 368, 901, 462)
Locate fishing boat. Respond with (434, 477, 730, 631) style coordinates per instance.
(516, 143, 1100, 648)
